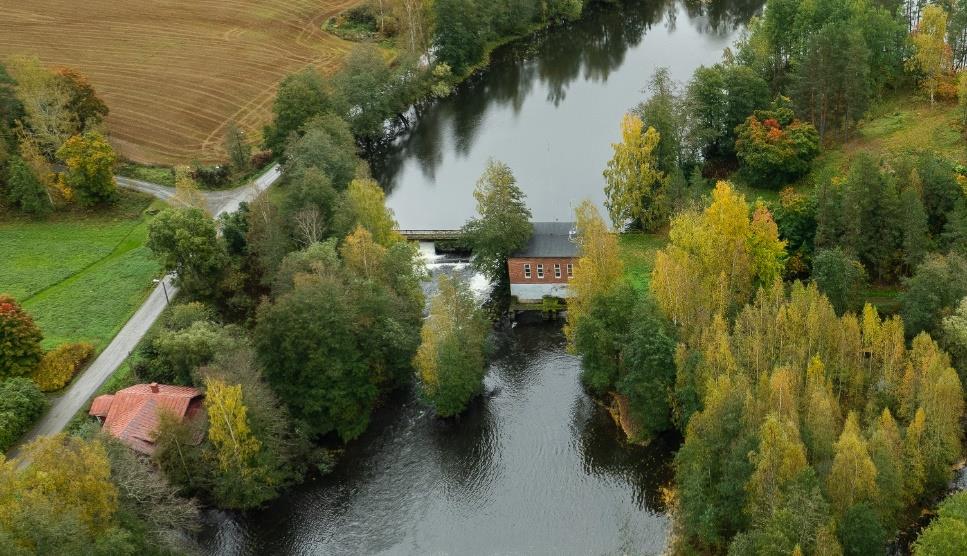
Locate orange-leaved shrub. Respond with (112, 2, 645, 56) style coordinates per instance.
(32, 342, 95, 392)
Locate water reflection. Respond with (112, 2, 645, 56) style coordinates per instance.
(371, 0, 762, 229)
(201, 322, 676, 555)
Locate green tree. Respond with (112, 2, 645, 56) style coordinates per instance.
(285, 113, 358, 189)
(634, 66, 685, 173)
(0, 295, 43, 379)
(792, 22, 871, 139)
(812, 247, 867, 315)
(0, 378, 46, 452)
(617, 299, 676, 440)
(675, 375, 757, 550)
(255, 241, 421, 440)
(5, 155, 50, 215)
(332, 45, 407, 139)
(56, 131, 118, 206)
(603, 114, 667, 231)
(901, 253, 967, 337)
(433, 0, 488, 73)
(224, 121, 251, 173)
(264, 68, 335, 154)
(147, 208, 228, 300)
(685, 64, 770, 160)
(837, 503, 886, 556)
(913, 491, 967, 555)
(461, 160, 533, 283)
(414, 275, 489, 417)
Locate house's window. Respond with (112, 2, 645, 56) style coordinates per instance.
(554, 264, 561, 279)
(537, 264, 544, 279)
(567, 263, 573, 277)
(524, 263, 531, 279)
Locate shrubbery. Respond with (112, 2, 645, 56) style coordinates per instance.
(0, 294, 44, 379)
(0, 377, 47, 451)
(190, 164, 230, 188)
(31, 342, 95, 392)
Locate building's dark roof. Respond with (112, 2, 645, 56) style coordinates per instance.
(511, 222, 578, 258)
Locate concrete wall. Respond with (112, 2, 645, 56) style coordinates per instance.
(510, 283, 571, 303)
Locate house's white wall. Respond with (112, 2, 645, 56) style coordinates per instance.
(511, 283, 571, 303)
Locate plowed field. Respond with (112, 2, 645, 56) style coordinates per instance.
(0, 0, 359, 164)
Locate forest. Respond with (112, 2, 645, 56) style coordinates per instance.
(568, 0, 967, 554)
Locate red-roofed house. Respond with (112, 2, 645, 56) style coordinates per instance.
(90, 383, 204, 455)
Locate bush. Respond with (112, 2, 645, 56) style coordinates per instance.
(31, 342, 95, 392)
(0, 377, 47, 451)
(0, 294, 44, 379)
(735, 104, 820, 189)
(190, 164, 230, 188)
(249, 150, 274, 170)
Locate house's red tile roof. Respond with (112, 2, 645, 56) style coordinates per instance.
(89, 394, 114, 417)
(90, 383, 204, 454)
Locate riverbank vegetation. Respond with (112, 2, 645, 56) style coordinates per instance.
(566, 0, 967, 553)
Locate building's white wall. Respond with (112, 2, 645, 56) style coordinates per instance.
(511, 283, 571, 303)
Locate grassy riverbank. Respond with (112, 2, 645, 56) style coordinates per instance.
(0, 191, 165, 350)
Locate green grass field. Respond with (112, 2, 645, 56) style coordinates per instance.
(0, 192, 165, 351)
(618, 232, 667, 293)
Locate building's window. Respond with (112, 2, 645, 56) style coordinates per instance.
(567, 263, 573, 277)
(537, 264, 544, 279)
(524, 263, 531, 279)
(554, 264, 561, 279)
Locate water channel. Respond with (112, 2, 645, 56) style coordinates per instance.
(201, 1, 761, 553)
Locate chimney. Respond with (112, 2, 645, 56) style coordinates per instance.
(149, 382, 159, 393)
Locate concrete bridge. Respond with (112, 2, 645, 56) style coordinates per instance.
(398, 229, 463, 241)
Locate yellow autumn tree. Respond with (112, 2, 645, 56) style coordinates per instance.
(603, 113, 666, 231)
(205, 377, 262, 477)
(0, 434, 118, 536)
(908, 4, 952, 104)
(801, 357, 841, 473)
(563, 200, 624, 350)
(340, 225, 388, 280)
(413, 274, 489, 417)
(174, 165, 208, 212)
(651, 181, 785, 337)
(903, 408, 927, 504)
(339, 178, 403, 246)
(56, 130, 118, 207)
(746, 414, 808, 519)
(827, 412, 878, 513)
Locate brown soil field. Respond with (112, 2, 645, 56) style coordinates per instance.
(0, 0, 360, 164)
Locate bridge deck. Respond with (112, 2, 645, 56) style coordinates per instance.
(398, 229, 463, 241)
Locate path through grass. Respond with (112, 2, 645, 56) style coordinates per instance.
(0, 193, 165, 350)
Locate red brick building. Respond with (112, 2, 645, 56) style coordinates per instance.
(508, 222, 578, 303)
(90, 383, 204, 455)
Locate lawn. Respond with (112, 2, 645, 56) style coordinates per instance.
(0, 0, 360, 164)
(0, 192, 165, 351)
(808, 93, 965, 184)
(618, 232, 667, 293)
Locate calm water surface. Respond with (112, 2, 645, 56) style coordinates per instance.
(374, 0, 763, 228)
(202, 1, 760, 553)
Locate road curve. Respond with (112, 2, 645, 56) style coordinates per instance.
(10, 164, 283, 457)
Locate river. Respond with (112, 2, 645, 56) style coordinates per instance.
(201, 1, 759, 553)
(373, 0, 763, 229)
